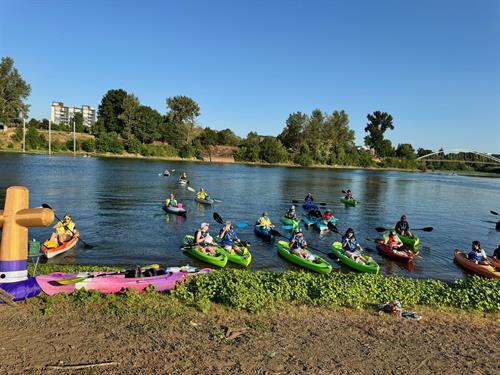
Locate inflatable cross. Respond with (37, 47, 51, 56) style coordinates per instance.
(0, 186, 54, 283)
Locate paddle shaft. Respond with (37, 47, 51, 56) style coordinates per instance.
(41, 204, 91, 248)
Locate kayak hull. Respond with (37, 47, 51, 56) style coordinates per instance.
(340, 198, 358, 206)
(454, 250, 499, 279)
(182, 235, 227, 267)
(331, 242, 379, 274)
(41, 234, 80, 259)
(277, 240, 332, 274)
(217, 242, 252, 267)
(254, 225, 275, 243)
(315, 217, 337, 232)
(281, 216, 299, 230)
(376, 240, 413, 264)
(195, 197, 215, 205)
(399, 234, 420, 249)
(162, 204, 187, 216)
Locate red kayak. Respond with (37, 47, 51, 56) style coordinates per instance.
(376, 240, 414, 264)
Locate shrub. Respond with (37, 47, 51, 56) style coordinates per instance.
(81, 139, 95, 152)
(96, 132, 124, 153)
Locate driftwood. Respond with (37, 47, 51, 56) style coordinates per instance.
(45, 361, 119, 370)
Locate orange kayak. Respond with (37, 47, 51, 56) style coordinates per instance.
(41, 234, 80, 259)
(454, 250, 500, 279)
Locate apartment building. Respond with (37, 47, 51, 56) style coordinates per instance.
(51, 102, 96, 127)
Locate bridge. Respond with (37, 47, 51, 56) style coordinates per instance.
(416, 150, 500, 165)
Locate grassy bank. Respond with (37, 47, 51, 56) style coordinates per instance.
(31, 265, 500, 314)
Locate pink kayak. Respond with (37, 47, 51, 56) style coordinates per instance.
(36, 268, 211, 296)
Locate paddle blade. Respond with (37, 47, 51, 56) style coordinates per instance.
(56, 276, 88, 285)
(269, 229, 283, 237)
(319, 202, 327, 206)
(490, 210, 499, 216)
(235, 223, 248, 228)
(187, 186, 196, 192)
(328, 222, 339, 234)
(282, 225, 293, 230)
(41, 203, 52, 210)
(419, 227, 434, 232)
(292, 200, 299, 204)
(375, 227, 387, 232)
(213, 212, 224, 224)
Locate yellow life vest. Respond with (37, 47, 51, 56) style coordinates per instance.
(259, 216, 271, 227)
(56, 220, 75, 235)
(166, 198, 177, 207)
(196, 192, 208, 199)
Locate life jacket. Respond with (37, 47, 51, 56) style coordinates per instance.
(219, 227, 236, 245)
(166, 198, 177, 207)
(396, 221, 409, 231)
(196, 191, 208, 199)
(322, 212, 333, 221)
(345, 193, 353, 199)
(195, 230, 208, 243)
(259, 216, 271, 227)
(468, 249, 485, 262)
(342, 235, 358, 251)
(386, 235, 401, 245)
(290, 235, 306, 249)
(56, 220, 75, 235)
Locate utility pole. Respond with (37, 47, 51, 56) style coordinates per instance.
(22, 112, 25, 153)
(72, 113, 76, 156)
(48, 119, 52, 155)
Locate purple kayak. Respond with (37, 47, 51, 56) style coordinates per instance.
(302, 202, 318, 210)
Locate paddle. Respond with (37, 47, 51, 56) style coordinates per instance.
(327, 221, 341, 234)
(268, 228, 331, 256)
(56, 264, 161, 285)
(490, 210, 499, 216)
(213, 212, 248, 229)
(188, 187, 223, 203)
(374, 227, 434, 233)
(158, 169, 176, 176)
(41, 204, 94, 249)
(291, 199, 327, 206)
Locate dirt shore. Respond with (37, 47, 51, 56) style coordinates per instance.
(1, 299, 498, 375)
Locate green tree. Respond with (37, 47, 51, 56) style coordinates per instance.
(0, 57, 31, 126)
(163, 96, 201, 146)
(70, 112, 85, 133)
(95, 89, 128, 134)
(96, 131, 124, 153)
(259, 137, 288, 163)
(81, 139, 95, 152)
(417, 148, 433, 158)
(322, 110, 356, 165)
(25, 127, 46, 150)
(234, 132, 260, 162)
(396, 143, 416, 160)
(118, 93, 140, 138)
(216, 129, 240, 146)
(364, 111, 395, 157)
(129, 105, 162, 143)
(278, 112, 308, 152)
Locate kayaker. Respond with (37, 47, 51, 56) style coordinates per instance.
(165, 194, 178, 207)
(289, 228, 315, 261)
(284, 205, 298, 220)
(344, 190, 353, 200)
(304, 193, 314, 203)
(179, 172, 188, 182)
(384, 230, 404, 249)
(48, 214, 78, 246)
(256, 212, 274, 229)
(194, 222, 216, 255)
(308, 207, 322, 219)
(322, 209, 334, 222)
(467, 241, 488, 265)
(395, 215, 413, 237)
(218, 221, 243, 254)
(341, 228, 369, 264)
(493, 245, 500, 261)
(196, 187, 209, 200)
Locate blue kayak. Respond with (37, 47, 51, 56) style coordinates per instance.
(254, 225, 275, 243)
(302, 202, 318, 210)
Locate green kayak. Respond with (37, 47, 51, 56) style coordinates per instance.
(281, 216, 299, 230)
(182, 235, 228, 267)
(216, 241, 252, 267)
(340, 197, 358, 206)
(276, 240, 332, 274)
(331, 242, 379, 274)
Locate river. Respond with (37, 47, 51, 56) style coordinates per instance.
(0, 153, 499, 281)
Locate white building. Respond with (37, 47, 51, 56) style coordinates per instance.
(51, 102, 96, 127)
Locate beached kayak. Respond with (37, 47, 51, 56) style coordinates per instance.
(340, 197, 358, 206)
(454, 250, 500, 279)
(281, 216, 299, 230)
(217, 241, 252, 267)
(376, 239, 414, 264)
(36, 267, 212, 295)
(41, 233, 80, 259)
(182, 235, 227, 267)
(162, 204, 187, 216)
(254, 225, 275, 243)
(277, 241, 332, 274)
(195, 197, 215, 205)
(302, 202, 318, 210)
(331, 242, 379, 274)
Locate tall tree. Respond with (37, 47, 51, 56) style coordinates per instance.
(323, 110, 356, 165)
(164, 95, 201, 145)
(364, 111, 395, 157)
(129, 105, 162, 143)
(278, 112, 308, 152)
(70, 112, 85, 133)
(95, 89, 128, 134)
(118, 93, 140, 138)
(0, 57, 31, 126)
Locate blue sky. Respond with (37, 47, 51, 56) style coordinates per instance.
(1, 0, 499, 152)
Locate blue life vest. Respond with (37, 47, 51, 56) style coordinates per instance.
(468, 250, 484, 262)
(195, 230, 208, 243)
(219, 227, 236, 245)
(342, 235, 358, 252)
(290, 235, 306, 249)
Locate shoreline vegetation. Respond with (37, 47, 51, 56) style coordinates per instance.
(1, 57, 498, 174)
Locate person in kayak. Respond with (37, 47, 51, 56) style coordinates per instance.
(341, 228, 369, 264)
(256, 212, 274, 229)
(48, 214, 78, 246)
(308, 207, 322, 219)
(284, 205, 298, 220)
(196, 187, 210, 200)
(218, 221, 243, 254)
(194, 222, 216, 255)
(384, 230, 404, 249)
(289, 228, 316, 261)
(344, 190, 353, 200)
(165, 194, 178, 207)
(467, 241, 488, 265)
(304, 193, 314, 203)
(493, 245, 500, 261)
(179, 172, 188, 182)
(395, 215, 413, 237)
(322, 209, 334, 222)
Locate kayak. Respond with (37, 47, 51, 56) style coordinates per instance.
(182, 235, 227, 267)
(301, 215, 317, 227)
(178, 179, 188, 185)
(491, 257, 500, 269)
(36, 267, 212, 295)
(331, 242, 379, 274)
(302, 202, 318, 210)
(254, 225, 275, 243)
(216, 241, 252, 267)
(398, 233, 420, 249)
(454, 250, 500, 279)
(41, 233, 80, 259)
(281, 216, 299, 230)
(376, 239, 413, 264)
(162, 204, 187, 216)
(277, 240, 332, 274)
(340, 197, 358, 206)
(195, 197, 215, 205)
(315, 217, 338, 232)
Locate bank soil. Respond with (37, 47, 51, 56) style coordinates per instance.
(0, 301, 498, 374)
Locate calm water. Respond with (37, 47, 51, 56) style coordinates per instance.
(1, 153, 499, 281)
